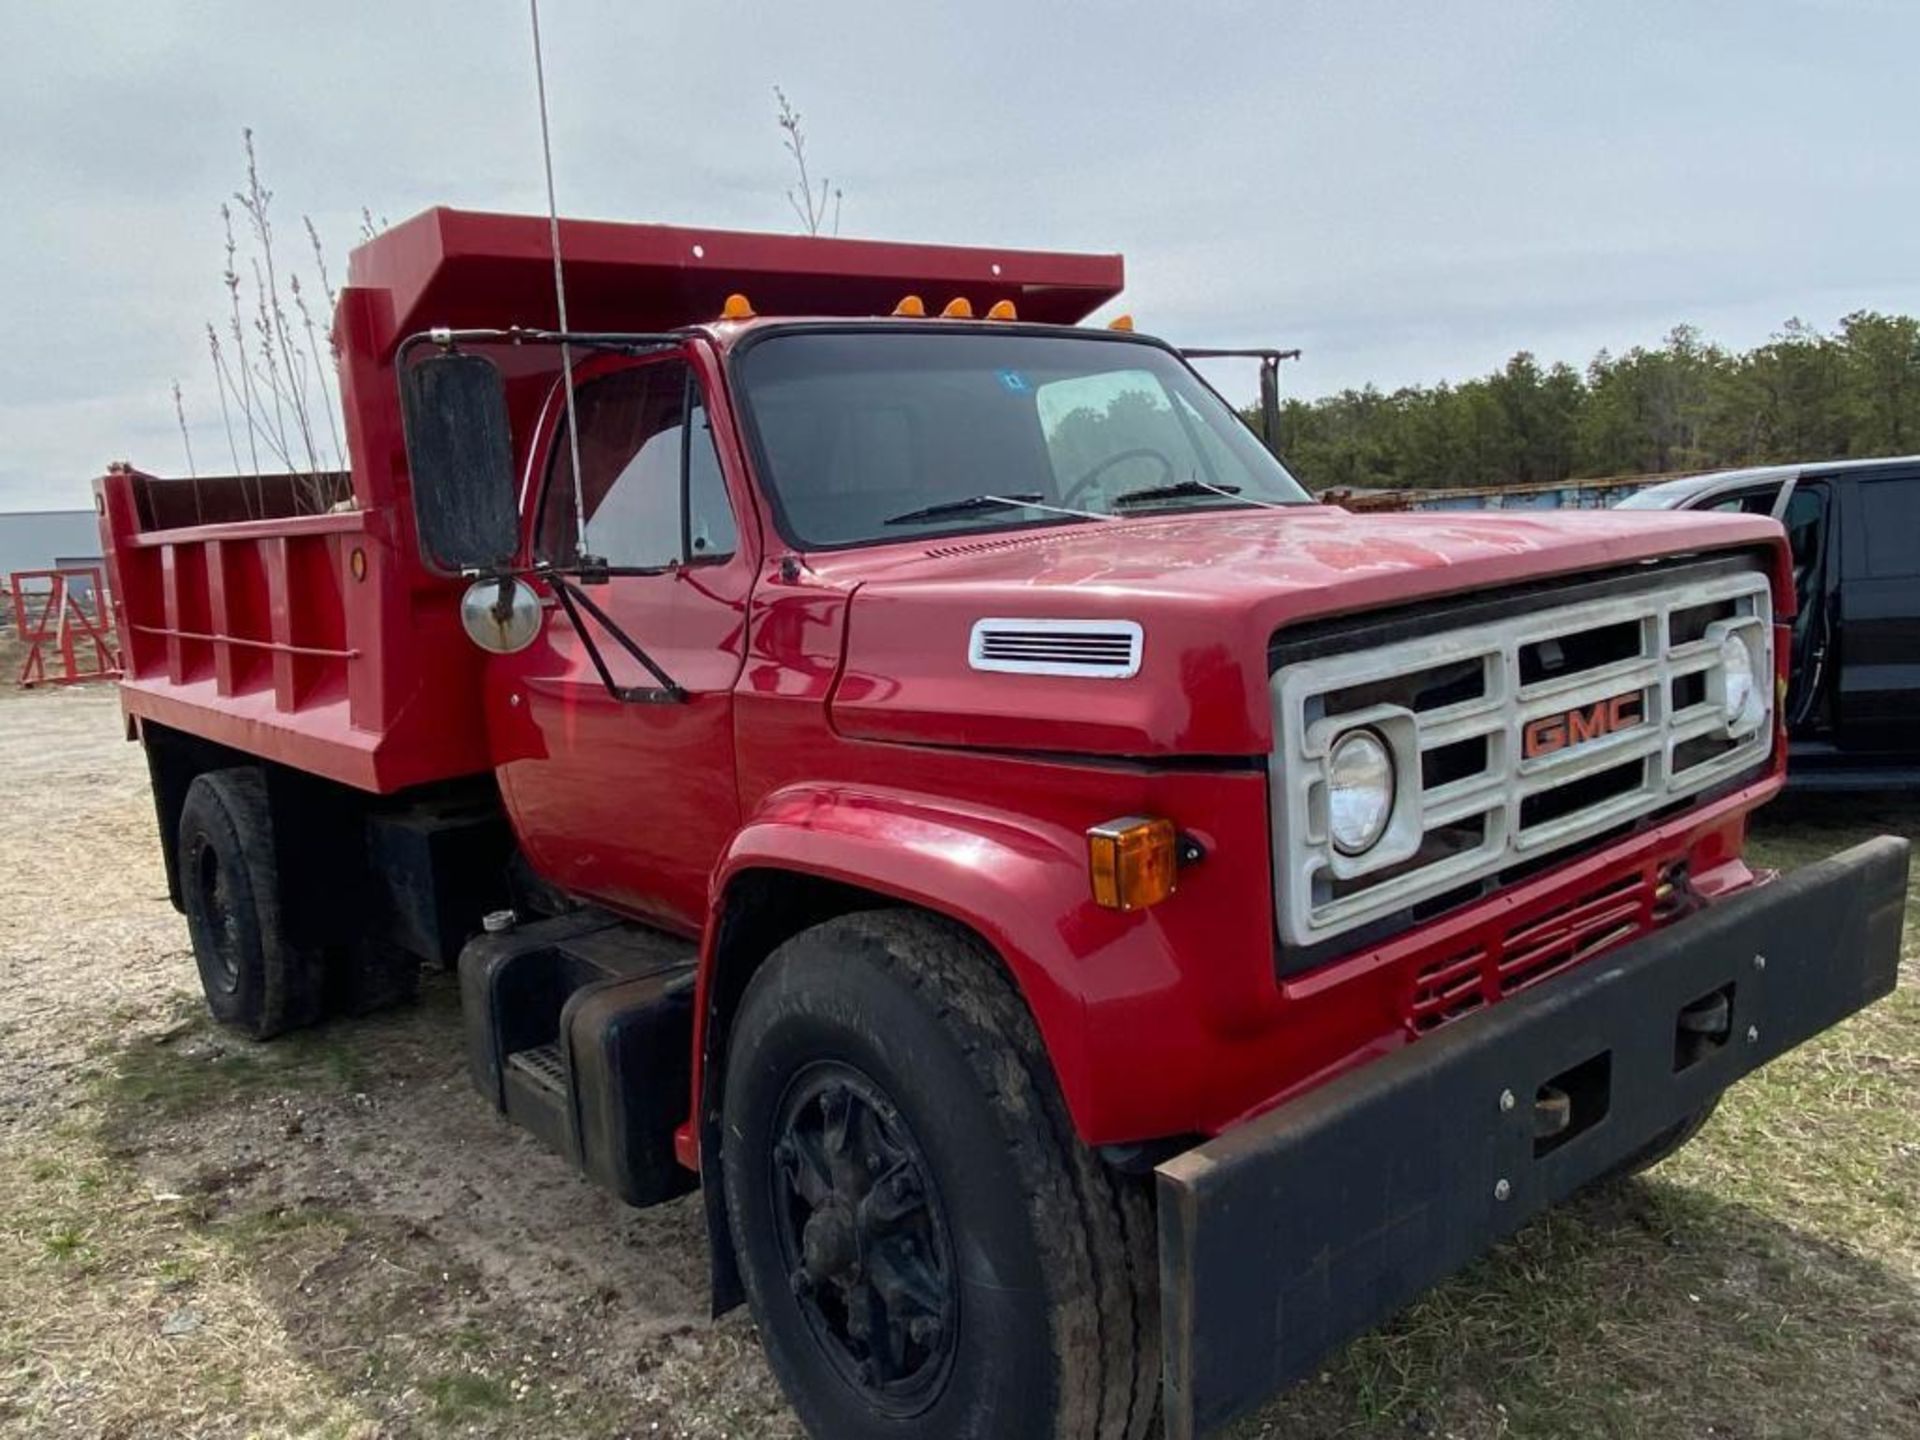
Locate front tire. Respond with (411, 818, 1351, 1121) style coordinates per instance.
(178, 768, 323, 1040)
(721, 910, 1158, 1440)
(1601, 1096, 1722, 1183)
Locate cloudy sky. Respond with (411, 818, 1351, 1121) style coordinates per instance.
(2, 0, 1914, 510)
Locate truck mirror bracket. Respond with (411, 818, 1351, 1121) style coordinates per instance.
(548, 574, 688, 705)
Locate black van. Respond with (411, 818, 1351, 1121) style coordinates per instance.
(1620, 456, 1920, 787)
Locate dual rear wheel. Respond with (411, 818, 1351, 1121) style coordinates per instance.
(177, 767, 414, 1039)
(178, 768, 325, 1040)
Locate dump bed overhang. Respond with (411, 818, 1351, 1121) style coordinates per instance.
(349, 207, 1125, 342)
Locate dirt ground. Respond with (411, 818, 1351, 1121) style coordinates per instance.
(1, 684, 1915, 1439)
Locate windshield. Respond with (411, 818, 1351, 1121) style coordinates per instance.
(733, 328, 1313, 547)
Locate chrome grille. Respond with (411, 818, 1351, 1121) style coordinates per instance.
(1270, 564, 1773, 949)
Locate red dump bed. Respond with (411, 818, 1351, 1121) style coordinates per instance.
(97, 208, 1124, 792)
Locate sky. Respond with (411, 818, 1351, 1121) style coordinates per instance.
(2, 0, 1915, 511)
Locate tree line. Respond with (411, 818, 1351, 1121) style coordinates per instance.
(1269, 312, 1920, 492)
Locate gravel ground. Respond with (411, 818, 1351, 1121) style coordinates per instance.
(0, 683, 1914, 1439)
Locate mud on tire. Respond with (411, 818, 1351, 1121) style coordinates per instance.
(721, 909, 1160, 1440)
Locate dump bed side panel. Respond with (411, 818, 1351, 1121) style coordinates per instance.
(97, 285, 490, 793)
(98, 470, 490, 792)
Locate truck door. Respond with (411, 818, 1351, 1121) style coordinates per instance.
(495, 352, 754, 931)
(1833, 468, 1920, 754)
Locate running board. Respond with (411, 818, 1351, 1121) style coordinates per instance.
(458, 909, 699, 1208)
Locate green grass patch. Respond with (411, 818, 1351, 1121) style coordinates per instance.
(93, 1002, 368, 1143)
(42, 1224, 89, 1262)
(208, 1203, 356, 1256)
(422, 1371, 516, 1421)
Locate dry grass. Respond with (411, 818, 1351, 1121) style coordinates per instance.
(1, 686, 1915, 1439)
(0, 1140, 376, 1439)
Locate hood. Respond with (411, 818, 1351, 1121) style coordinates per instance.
(823, 504, 1788, 757)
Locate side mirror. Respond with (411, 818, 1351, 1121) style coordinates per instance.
(398, 351, 519, 574)
(459, 576, 543, 654)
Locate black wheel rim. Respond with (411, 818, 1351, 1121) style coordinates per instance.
(191, 837, 241, 996)
(769, 1061, 958, 1415)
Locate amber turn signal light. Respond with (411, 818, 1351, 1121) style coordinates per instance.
(1087, 816, 1178, 911)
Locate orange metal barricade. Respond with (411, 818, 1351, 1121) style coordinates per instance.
(9, 567, 121, 687)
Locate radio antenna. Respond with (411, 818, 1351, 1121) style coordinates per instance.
(528, 0, 592, 564)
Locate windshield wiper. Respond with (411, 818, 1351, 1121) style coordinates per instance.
(1111, 479, 1244, 507)
(882, 492, 1044, 526)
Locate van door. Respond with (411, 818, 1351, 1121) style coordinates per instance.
(1778, 482, 1830, 733)
(1833, 468, 1920, 754)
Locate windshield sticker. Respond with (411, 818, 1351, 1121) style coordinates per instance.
(997, 369, 1032, 395)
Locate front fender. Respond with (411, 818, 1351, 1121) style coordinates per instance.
(700, 783, 1108, 1131)
(692, 759, 1287, 1167)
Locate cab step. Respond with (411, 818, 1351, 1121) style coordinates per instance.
(505, 1040, 568, 1094)
(459, 909, 699, 1208)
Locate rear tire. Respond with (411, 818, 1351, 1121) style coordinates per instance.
(178, 768, 324, 1040)
(721, 910, 1159, 1440)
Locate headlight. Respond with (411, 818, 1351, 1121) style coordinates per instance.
(1328, 728, 1395, 855)
(1719, 631, 1759, 729)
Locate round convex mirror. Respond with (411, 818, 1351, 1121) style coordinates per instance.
(459, 577, 543, 654)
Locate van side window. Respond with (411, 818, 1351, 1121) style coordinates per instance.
(1860, 479, 1920, 579)
(536, 361, 738, 568)
(1703, 485, 1780, 516)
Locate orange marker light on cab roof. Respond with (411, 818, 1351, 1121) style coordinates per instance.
(941, 297, 974, 319)
(1107, 314, 1135, 332)
(893, 294, 927, 317)
(986, 299, 1017, 321)
(1087, 816, 1179, 912)
(720, 292, 756, 320)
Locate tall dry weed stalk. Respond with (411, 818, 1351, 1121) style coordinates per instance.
(185, 129, 356, 519)
(775, 87, 844, 237)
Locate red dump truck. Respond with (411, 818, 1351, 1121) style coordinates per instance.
(98, 208, 1908, 1440)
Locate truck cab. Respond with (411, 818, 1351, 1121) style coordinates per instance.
(97, 209, 1909, 1440)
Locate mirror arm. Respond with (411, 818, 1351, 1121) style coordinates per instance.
(490, 575, 517, 625)
(401, 326, 689, 362)
(548, 575, 688, 705)
(1180, 346, 1301, 458)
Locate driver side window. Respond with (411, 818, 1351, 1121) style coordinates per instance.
(536, 361, 738, 568)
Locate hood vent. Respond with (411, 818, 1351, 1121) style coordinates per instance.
(969, 618, 1144, 678)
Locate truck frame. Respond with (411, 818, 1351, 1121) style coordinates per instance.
(98, 207, 1909, 1440)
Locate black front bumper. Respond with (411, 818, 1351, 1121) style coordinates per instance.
(1156, 836, 1910, 1440)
